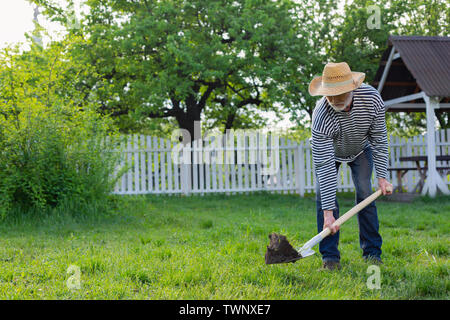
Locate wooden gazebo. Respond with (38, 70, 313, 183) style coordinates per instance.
(372, 35, 450, 196)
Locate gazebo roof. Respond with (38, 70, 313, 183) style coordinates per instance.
(372, 35, 450, 112)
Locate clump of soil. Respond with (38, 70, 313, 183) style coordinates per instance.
(265, 233, 302, 264)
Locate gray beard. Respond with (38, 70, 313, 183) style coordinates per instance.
(330, 93, 353, 112)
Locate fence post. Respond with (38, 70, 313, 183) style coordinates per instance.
(180, 143, 191, 195)
(405, 136, 413, 192)
(127, 136, 133, 193)
(294, 142, 305, 196)
(134, 135, 140, 193)
(305, 139, 312, 193)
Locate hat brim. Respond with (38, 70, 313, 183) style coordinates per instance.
(308, 72, 365, 96)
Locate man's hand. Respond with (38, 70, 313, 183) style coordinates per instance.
(378, 178, 393, 195)
(323, 210, 339, 235)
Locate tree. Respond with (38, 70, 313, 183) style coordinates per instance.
(325, 0, 450, 135)
(33, 0, 449, 136)
(283, 0, 341, 124)
(34, 0, 311, 138)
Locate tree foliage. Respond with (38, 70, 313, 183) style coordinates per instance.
(322, 0, 450, 136)
(32, 0, 449, 138)
(34, 0, 312, 138)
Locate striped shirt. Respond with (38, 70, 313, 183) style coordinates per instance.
(311, 83, 388, 211)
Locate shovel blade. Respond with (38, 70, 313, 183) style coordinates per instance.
(265, 233, 302, 264)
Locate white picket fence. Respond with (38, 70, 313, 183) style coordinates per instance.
(112, 130, 450, 196)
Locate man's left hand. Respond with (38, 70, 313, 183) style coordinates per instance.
(378, 178, 393, 195)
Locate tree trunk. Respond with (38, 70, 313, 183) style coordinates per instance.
(175, 104, 202, 144)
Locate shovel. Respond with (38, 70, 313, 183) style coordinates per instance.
(265, 186, 392, 264)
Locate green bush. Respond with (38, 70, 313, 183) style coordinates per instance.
(0, 39, 123, 217)
(0, 104, 122, 216)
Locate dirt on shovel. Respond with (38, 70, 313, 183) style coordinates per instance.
(265, 233, 302, 264)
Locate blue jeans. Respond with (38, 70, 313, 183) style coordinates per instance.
(315, 146, 382, 262)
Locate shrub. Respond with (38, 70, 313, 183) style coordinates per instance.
(0, 38, 123, 217)
(0, 103, 122, 216)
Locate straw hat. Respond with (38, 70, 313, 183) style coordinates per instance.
(308, 62, 365, 96)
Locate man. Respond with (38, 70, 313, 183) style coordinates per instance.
(308, 62, 393, 271)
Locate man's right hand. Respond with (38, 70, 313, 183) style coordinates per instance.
(323, 210, 339, 235)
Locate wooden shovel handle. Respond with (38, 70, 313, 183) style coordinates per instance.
(319, 188, 388, 239)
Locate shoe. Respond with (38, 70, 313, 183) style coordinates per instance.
(364, 256, 383, 265)
(320, 260, 342, 271)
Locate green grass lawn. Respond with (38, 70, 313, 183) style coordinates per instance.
(0, 192, 448, 299)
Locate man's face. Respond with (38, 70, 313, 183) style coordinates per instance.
(326, 91, 353, 111)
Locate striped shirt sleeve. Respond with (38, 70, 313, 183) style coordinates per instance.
(311, 101, 338, 211)
(368, 92, 389, 179)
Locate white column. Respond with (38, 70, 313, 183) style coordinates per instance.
(377, 46, 396, 93)
(422, 95, 449, 196)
